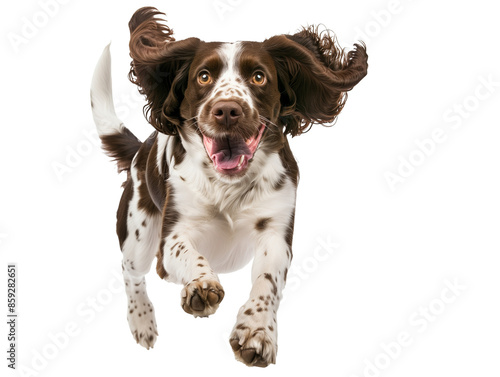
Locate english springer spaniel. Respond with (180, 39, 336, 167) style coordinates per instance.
(90, 6, 367, 367)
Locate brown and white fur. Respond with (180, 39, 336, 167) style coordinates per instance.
(90, 7, 367, 367)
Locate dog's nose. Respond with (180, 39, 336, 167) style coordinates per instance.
(212, 101, 242, 127)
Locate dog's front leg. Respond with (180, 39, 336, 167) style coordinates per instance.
(229, 225, 293, 367)
(156, 224, 225, 318)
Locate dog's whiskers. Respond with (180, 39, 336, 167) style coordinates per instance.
(184, 116, 198, 124)
(259, 115, 278, 130)
(185, 118, 204, 135)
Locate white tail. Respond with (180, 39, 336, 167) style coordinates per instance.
(90, 44, 125, 137)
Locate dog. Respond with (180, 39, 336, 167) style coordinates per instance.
(90, 6, 367, 367)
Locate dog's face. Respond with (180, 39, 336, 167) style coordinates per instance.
(181, 42, 281, 176)
(128, 7, 368, 180)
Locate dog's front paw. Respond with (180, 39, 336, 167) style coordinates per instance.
(229, 303, 277, 367)
(181, 279, 224, 317)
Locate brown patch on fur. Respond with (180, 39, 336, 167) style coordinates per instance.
(157, 261, 168, 280)
(127, 133, 159, 216)
(116, 178, 134, 249)
(156, 182, 179, 279)
(255, 218, 271, 231)
(171, 135, 186, 165)
(285, 210, 295, 254)
(146, 134, 168, 211)
(263, 273, 278, 296)
(272, 173, 287, 191)
(134, 133, 168, 215)
(100, 127, 142, 173)
(279, 138, 299, 186)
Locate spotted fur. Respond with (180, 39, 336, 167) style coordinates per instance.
(90, 6, 367, 367)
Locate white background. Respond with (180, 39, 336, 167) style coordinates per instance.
(1, 0, 499, 376)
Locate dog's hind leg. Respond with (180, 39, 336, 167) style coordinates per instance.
(118, 163, 162, 349)
(92, 41, 163, 349)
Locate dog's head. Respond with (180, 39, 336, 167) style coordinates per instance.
(128, 7, 368, 179)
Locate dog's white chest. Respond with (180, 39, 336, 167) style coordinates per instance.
(169, 153, 295, 273)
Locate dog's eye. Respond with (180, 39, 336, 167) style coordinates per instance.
(198, 71, 213, 85)
(251, 71, 266, 85)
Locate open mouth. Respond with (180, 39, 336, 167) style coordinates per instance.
(202, 124, 266, 175)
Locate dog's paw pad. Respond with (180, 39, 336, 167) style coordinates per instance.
(229, 326, 276, 367)
(181, 279, 224, 317)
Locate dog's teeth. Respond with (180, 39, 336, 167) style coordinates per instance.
(238, 156, 244, 167)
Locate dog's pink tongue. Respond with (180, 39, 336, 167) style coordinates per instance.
(213, 151, 244, 169)
(204, 136, 252, 170)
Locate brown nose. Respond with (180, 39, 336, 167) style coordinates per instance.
(212, 101, 242, 127)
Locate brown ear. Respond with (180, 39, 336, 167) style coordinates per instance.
(128, 7, 200, 135)
(263, 26, 368, 136)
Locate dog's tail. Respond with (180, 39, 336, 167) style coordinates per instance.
(90, 44, 142, 173)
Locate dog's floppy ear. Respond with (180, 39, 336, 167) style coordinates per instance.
(263, 26, 368, 136)
(128, 7, 200, 135)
